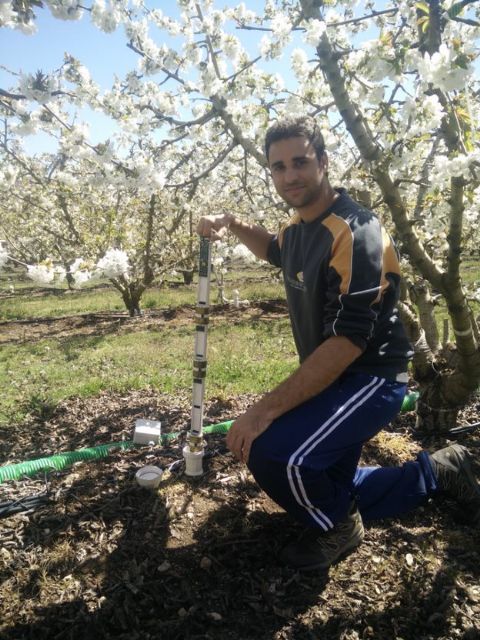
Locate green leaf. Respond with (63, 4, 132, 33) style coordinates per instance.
(417, 15, 430, 31)
(448, 2, 465, 19)
(455, 107, 471, 125)
(464, 138, 474, 153)
(416, 2, 430, 14)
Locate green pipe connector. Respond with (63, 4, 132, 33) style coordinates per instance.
(203, 420, 234, 434)
(401, 391, 419, 412)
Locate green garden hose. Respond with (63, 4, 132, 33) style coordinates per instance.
(0, 441, 137, 484)
(0, 419, 234, 484)
(0, 394, 417, 484)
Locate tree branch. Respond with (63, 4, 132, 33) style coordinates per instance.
(167, 140, 237, 188)
(413, 137, 441, 220)
(143, 193, 155, 286)
(298, 0, 444, 290)
(211, 95, 266, 166)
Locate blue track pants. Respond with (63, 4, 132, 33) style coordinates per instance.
(248, 372, 438, 530)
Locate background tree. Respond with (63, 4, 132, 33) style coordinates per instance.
(1, 0, 479, 429)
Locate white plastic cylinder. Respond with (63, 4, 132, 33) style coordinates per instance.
(183, 445, 204, 476)
(197, 278, 209, 304)
(194, 331, 207, 357)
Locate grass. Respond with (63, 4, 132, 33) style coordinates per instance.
(1, 257, 478, 429)
(0, 315, 297, 428)
(0, 266, 283, 321)
(460, 257, 479, 286)
(0, 282, 199, 321)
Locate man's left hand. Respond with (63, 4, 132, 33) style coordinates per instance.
(226, 408, 273, 464)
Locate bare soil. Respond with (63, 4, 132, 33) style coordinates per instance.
(1, 308, 480, 640)
(0, 300, 288, 345)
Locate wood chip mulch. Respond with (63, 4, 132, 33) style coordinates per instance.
(1, 389, 480, 640)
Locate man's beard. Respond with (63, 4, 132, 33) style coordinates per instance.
(282, 183, 323, 209)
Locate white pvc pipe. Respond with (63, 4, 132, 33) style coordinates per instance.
(184, 237, 212, 476)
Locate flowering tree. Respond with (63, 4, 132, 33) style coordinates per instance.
(0, 134, 245, 314)
(290, 0, 480, 431)
(1, 0, 480, 429)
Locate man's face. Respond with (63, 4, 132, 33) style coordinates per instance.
(268, 135, 327, 210)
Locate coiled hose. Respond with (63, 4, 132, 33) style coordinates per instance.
(0, 420, 234, 484)
(0, 393, 419, 484)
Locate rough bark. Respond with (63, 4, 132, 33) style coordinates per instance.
(409, 281, 440, 352)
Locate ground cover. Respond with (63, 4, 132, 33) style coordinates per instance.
(0, 300, 295, 428)
(1, 388, 479, 640)
(1, 282, 479, 640)
(0, 264, 282, 321)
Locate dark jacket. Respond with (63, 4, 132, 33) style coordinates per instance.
(267, 189, 412, 381)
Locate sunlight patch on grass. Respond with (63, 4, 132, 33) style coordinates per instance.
(0, 318, 296, 428)
(0, 270, 284, 321)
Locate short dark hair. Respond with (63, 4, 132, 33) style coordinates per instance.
(264, 116, 325, 162)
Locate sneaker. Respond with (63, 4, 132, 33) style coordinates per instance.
(429, 444, 480, 523)
(279, 502, 364, 571)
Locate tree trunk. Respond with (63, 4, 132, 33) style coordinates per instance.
(125, 283, 145, 317)
(415, 376, 460, 433)
(298, 0, 480, 431)
(181, 269, 194, 285)
(414, 365, 479, 432)
(112, 277, 146, 317)
(409, 281, 440, 352)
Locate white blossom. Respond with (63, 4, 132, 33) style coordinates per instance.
(234, 2, 256, 24)
(416, 44, 472, 92)
(0, 0, 15, 27)
(96, 248, 130, 278)
(448, 155, 471, 177)
(222, 34, 241, 62)
(91, 0, 122, 32)
(431, 153, 477, 186)
(321, 128, 338, 152)
(259, 35, 283, 60)
(69, 258, 93, 286)
(271, 14, 291, 39)
(27, 264, 55, 285)
(48, 0, 83, 22)
(17, 20, 36, 35)
(231, 244, 256, 263)
(303, 19, 326, 47)
(212, 242, 229, 268)
(283, 94, 307, 117)
(183, 42, 203, 67)
(422, 95, 445, 129)
(291, 48, 310, 79)
(72, 270, 93, 286)
(18, 72, 61, 103)
(54, 266, 67, 282)
(398, 0, 417, 21)
(0, 243, 8, 269)
(13, 115, 39, 137)
(200, 66, 223, 95)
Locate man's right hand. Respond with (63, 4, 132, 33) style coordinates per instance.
(196, 213, 235, 240)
